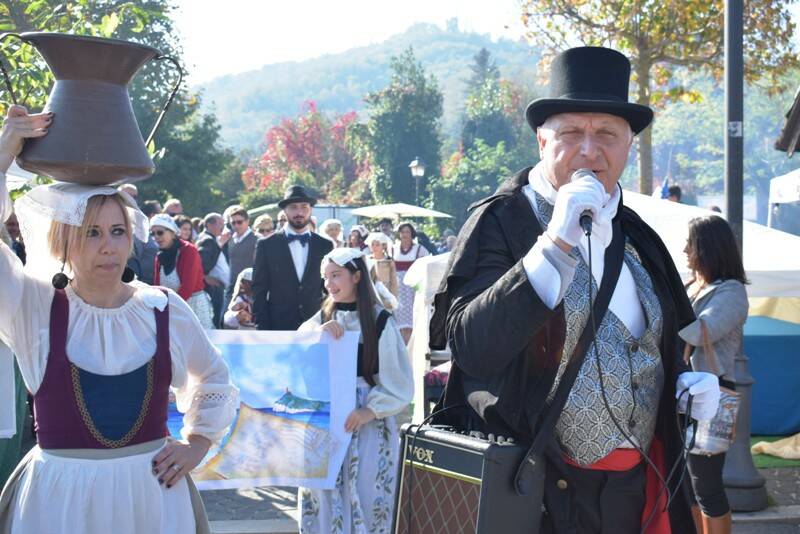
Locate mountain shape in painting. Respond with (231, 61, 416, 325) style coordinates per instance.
(273, 388, 331, 414)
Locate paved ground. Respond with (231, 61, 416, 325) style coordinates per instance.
(201, 467, 800, 533)
(203, 486, 297, 522)
(763, 467, 800, 507)
(734, 524, 800, 533)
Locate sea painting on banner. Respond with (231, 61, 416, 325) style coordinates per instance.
(167, 330, 359, 490)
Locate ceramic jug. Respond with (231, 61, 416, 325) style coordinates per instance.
(0, 32, 182, 185)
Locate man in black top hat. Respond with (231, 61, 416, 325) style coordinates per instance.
(252, 185, 333, 330)
(430, 47, 720, 533)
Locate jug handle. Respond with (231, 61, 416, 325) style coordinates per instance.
(0, 33, 23, 107)
(144, 54, 183, 148)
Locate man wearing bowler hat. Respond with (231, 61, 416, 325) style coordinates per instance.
(252, 185, 333, 330)
(430, 47, 720, 533)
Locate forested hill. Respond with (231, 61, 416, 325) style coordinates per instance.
(198, 22, 542, 150)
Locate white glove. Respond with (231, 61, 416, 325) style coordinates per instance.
(547, 174, 609, 247)
(676, 371, 720, 421)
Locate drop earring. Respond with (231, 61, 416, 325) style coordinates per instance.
(121, 266, 135, 283)
(52, 261, 69, 289)
(52, 240, 70, 289)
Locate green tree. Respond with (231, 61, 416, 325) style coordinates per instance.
(365, 47, 443, 204)
(430, 139, 514, 229)
(0, 1, 166, 114)
(463, 76, 526, 150)
(465, 47, 500, 93)
(520, 0, 799, 193)
(651, 69, 800, 223)
(0, 1, 241, 216)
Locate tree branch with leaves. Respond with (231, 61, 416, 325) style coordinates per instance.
(520, 0, 798, 192)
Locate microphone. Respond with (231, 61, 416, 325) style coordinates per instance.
(580, 211, 593, 237)
(572, 168, 597, 236)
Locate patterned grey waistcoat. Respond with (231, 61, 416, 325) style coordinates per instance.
(533, 192, 664, 465)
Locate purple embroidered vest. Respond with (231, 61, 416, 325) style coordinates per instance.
(33, 289, 172, 449)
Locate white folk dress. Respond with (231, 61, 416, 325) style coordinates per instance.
(297, 305, 414, 534)
(0, 185, 238, 534)
(392, 243, 429, 329)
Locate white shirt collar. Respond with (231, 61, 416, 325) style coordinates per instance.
(284, 226, 310, 237)
(233, 227, 253, 244)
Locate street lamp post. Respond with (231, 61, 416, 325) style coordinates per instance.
(408, 156, 426, 205)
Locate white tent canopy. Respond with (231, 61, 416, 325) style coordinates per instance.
(624, 190, 800, 298)
(770, 169, 800, 205)
(351, 202, 451, 220)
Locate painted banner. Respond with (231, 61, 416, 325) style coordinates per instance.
(169, 330, 358, 490)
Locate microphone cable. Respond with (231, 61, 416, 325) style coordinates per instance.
(584, 230, 694, 534)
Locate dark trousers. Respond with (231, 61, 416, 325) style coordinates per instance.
(205, 285, 224, 328)
(543, 460, 646, 534)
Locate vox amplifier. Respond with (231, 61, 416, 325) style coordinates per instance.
(393, 424, 539, 534)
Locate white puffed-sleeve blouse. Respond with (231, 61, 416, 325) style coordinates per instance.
(0, 179, 238, 444)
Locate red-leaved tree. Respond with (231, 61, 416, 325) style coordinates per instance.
(242, 101, 373, 204)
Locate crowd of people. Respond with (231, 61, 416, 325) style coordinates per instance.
(98, 182, 451, 340)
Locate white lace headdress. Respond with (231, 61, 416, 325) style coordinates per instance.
(14, 182, 148, 281)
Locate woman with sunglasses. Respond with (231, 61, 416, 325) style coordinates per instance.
(253, 214, 274, 239)
(151, 214, 214, 329)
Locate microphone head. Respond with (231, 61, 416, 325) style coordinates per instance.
(571, 168, 598, 182)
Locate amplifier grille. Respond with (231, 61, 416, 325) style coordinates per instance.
(395, 463, 481, 534)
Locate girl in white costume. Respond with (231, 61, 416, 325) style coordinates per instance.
(0, 106, 237, 534)
(297, 248, 413, 534)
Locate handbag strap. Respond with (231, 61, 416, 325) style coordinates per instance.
(683, 318, 722, 376)
(514, 219, 625, 495)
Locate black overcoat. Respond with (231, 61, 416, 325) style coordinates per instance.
(252, 232, 333, 331)
(430, 168, 697, 532)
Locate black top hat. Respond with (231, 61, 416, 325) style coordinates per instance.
(525, 47, 653, 134)
(278, 185, 317, 209)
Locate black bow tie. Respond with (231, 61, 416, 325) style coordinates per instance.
(287, 233, 310, 246)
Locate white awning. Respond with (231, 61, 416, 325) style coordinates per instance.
(624, 190, 800, 297)
(770, 169, 800, 205)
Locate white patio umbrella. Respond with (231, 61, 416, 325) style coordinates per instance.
(350, 202, 451, 220)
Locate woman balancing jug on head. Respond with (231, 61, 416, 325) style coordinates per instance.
(0, 105, 237, 534)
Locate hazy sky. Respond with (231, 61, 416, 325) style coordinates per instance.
(173, 2, 800, 86)
(172, 0, 526, 85)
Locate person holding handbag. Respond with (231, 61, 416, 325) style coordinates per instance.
(680, 215, 749, 534)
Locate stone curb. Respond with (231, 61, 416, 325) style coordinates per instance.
(733, 505, 800, 524)
(210, 519, 298, 534)
(209, 506, 800, 533)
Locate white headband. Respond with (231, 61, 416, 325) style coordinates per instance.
(366, 232, 391, 247)
(349, 224, 368, 238)
(321, 247, 365, 274)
